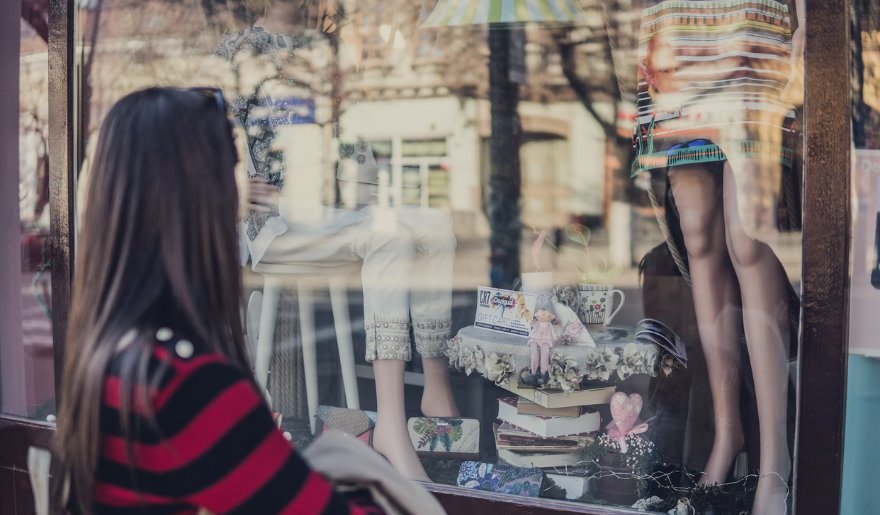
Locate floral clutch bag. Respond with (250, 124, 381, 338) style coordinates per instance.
(456, 461, 544, 497)
(406, 417, 481, 459)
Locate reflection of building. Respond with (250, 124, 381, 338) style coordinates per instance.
(19, 21, 49, 230)
(74, 0, 633, 237)
(337, 0, 616, 232)
(339, 95, 607, 232)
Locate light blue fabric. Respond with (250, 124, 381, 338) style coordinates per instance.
(841, 354, 880, 515)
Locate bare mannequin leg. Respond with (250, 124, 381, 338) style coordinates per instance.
(669, 165, 746, 485)
(359, 227, 431, 481)
(371, 359, 431, 481)
(421, 356, 460, 417)
(406, 208, 460, 419)
(722, 163, 791, 515)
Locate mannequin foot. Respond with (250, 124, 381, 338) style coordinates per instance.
(421, 357, 461, 417)
(752, 471, 790, 515)
(420, 390, 460, 417)
(698, 429, 745, 485)
(372, 421, 431, 482)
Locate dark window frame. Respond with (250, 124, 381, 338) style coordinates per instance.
(0, 1, 853, 513)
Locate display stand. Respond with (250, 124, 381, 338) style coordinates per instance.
(448, 326, 663, 384)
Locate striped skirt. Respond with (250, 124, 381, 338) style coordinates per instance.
(632, 0, 797, 176)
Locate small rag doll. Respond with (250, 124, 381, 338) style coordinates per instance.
(525, 309, 556, 386)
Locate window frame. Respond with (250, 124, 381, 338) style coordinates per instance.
(0, 1, 852, 514)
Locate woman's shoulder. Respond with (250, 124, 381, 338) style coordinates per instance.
(105, 327, 250, 406)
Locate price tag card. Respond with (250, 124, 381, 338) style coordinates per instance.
(474, 287, 537, 337)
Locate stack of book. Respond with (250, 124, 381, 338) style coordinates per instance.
(494, 382, 616, 468)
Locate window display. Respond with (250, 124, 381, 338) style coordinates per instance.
(74, 0, 806, 512)
(632, 2, 803, 513)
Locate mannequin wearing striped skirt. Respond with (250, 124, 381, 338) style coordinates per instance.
(632, 1, 804, 513)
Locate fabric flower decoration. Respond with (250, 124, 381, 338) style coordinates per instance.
(660, 353, 677, 377)
(632, 496, 664, 512)
(554, 285, 578, 309)
(617, 343, 645, 380)
(642, 345, 660, 377)
(445, 336, 462, 370)
(460, 345, 486, 376)
(560, 322, 584, 344)
(547, 353, 583, 391)
(485, 353, 516, 386)
(584, 347, 620, 381)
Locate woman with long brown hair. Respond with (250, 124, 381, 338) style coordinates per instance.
(53, 87, 383, 514)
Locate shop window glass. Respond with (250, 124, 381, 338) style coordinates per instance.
(401, 138, 447, 158)
(842, 1, 880, 513)
(74, 0, 806, 512)
(427, 163, 450, 208)
(0, 20, 55, 421)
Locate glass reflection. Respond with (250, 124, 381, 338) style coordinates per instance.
(74, 0, 806, 512)
(1, 19, 55, 421)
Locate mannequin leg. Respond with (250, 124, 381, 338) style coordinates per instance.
(371, 359, 431, 481)
(668, 165, 745, 485)
(722, 164, 791, 514)
(421, 357, 460, 417)
(357, 224, 431, 480)
(401, 208, 460, 418)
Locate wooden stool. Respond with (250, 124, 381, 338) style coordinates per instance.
(250, 262, 360, 434)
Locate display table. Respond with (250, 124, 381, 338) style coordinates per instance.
(446, 325, 663, 384)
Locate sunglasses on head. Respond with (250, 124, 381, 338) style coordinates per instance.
(188, 86, 228, 114)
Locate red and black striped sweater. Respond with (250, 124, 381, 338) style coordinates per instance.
(95, 334, 380, 514)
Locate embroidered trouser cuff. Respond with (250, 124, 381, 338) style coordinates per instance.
(365, 317, 452, 362)
(413, 318, 452, 359)
(365, 318, 412, 361)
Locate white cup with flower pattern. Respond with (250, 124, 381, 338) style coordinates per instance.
(577, 284, 625, 326)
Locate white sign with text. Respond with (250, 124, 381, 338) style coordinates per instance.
(474, 287, 537, 338)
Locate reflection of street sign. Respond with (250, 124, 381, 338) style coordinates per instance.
(247, 97, 315, 126)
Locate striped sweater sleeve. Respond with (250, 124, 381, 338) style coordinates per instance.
(97, 350, 380, 515)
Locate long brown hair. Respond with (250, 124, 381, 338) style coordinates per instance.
(55, 87, 250, 514)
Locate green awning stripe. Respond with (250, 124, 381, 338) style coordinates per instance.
(514, 0, 530, 22)
(500, 0, 516, 24)
(545, 0, 566, 19)
(422, 0, 583, 26)
(447, 0, 471, 25)
(530, 0, 555, 21)
(488, 0, 503, 24)
(473, 0, 490, 24)
(459, 0, 480, 25)
(440, 0, 463, 26)
(558, 0, 576, 18)
(421, 0, 451, 27)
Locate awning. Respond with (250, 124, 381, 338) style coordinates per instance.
(420, 0, 585, 27)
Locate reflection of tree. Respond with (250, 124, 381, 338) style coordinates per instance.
(487, 28, 522, 289)
(19, 71, 50, 223)
(551, 1, 639, 206)
(209, 3, 358, 235)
